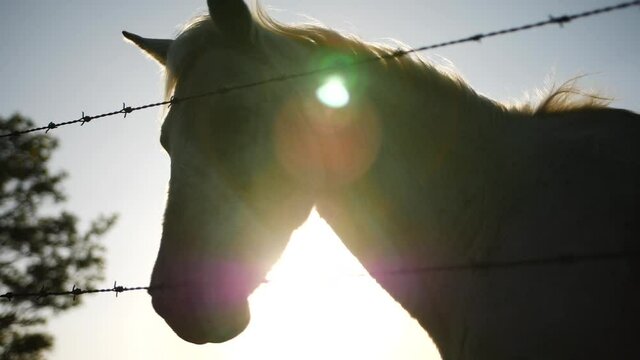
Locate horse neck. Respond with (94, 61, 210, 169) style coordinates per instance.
(313, 63, 516, 351)
(362, 63, 512, 260)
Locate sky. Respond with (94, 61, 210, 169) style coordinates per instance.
(0, 0, 638, 359)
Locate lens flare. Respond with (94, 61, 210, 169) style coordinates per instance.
(316, 76, 350, 108)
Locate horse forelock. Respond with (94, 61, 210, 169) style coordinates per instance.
(164, 15, 217, 102)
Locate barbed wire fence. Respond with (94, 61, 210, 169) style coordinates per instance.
(1, 0, 638, 138)
(2, 250, 639, 302)
(1, 0, 639, 302)
(0, 282, 151, 302)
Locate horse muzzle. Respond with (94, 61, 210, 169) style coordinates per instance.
(149, 280, 251, 344)
(148, 257, 260, 344)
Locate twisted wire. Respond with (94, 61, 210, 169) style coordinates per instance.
(0, 282, 151, 301)
(2, 250, 638, 301)
(1, 0, 638, 138)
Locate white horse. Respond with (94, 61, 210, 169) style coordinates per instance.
(124, 1, 639, 358)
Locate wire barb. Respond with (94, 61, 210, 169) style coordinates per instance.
(168, 95, 180, 107)
(468, 34, 484, 42)
(45, 122, 57, 134)
(72, 285, 82, 300)
(113, 281, 125, 297)
(80, 111, 92, 126)
(549, 15, 572, 27)
(391, 49, 407, 57)
(121, 103, 133, 118)
(0, 0, 637, 139)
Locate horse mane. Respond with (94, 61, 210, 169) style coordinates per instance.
(253, 7, 469, 85)
(165, 4, 610, 116)
(512, 77, 612, 114)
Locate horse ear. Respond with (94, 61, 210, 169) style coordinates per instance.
(207, 0, 254, 44)
(122, 31, 172, 65)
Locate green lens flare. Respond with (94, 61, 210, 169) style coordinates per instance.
(316, 76, 350, 108)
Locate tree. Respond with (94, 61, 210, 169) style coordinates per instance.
(0, 114, 116, 360)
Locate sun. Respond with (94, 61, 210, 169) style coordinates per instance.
(218, 208, 440, 359)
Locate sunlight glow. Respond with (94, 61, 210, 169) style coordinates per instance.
(218, 208, 440, 360)
(316, 76, 350, 108)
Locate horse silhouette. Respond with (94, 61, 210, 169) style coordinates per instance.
(124, 1, 639, 358)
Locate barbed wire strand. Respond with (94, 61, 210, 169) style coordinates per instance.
(1, 0, 638, 138)
(1, 250, 638, 301)
(0, 281, 151, 302)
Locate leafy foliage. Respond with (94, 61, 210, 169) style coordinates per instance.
(0, 114, 116, 359)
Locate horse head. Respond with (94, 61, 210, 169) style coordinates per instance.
(125, 0, 317, 344)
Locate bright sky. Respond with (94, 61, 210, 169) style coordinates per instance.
(0, 1, 638, 359)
